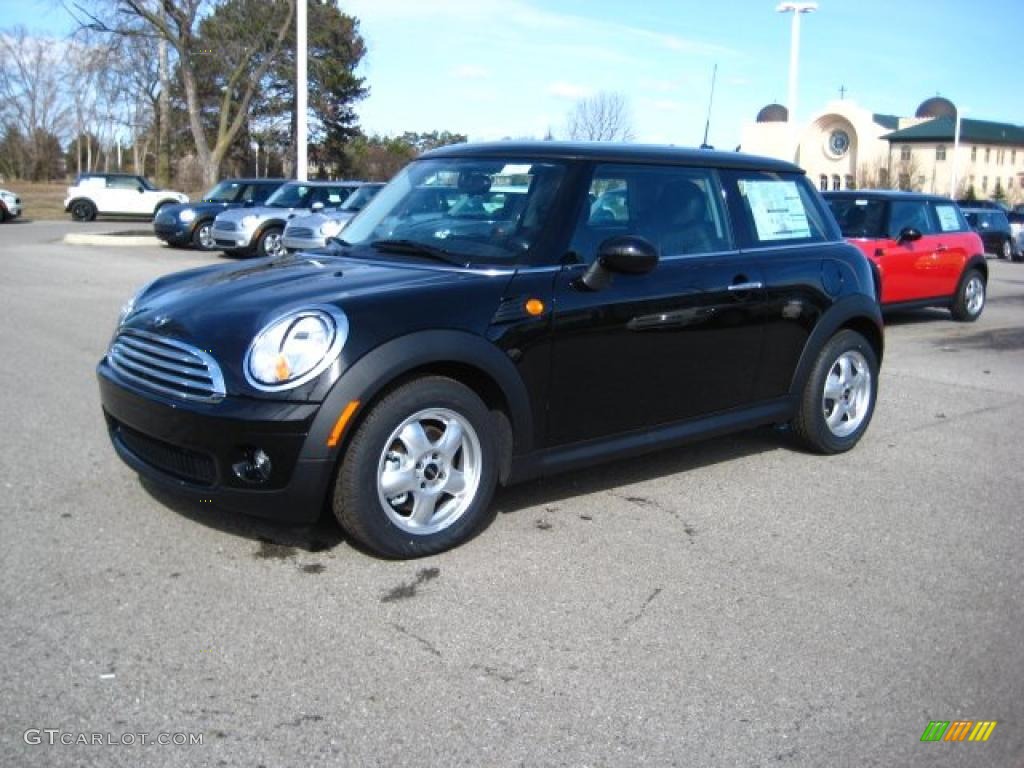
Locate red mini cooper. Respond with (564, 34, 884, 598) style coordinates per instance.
(825, 190, 987, 321)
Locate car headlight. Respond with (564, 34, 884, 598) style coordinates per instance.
(117, 279, 157, 329)
(244, 306, 349, 390)
(319, 219, 344, 238)
(179, 209, 196, 223)
(240, 215, 259, 229)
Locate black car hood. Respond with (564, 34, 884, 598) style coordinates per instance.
(120, 252, 516, 398)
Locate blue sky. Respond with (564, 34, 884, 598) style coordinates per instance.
(7, 0, 1023, 148)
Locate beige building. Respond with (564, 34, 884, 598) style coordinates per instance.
(740, 96, 1024, 204)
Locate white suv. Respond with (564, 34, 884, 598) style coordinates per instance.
(64, 173, 188, 221)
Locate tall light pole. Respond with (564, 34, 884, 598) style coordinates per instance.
(296, 0, 308, 181)
(950, 108, 964, 198)
(777, 2, 817, 153)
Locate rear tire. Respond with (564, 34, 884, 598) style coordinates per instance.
(70, 199, 96, 222)
(791, 329, 878, 455)
(332, 376, 499, 558)
(255, 227, 284, 258)
(950, 268, 985, 322)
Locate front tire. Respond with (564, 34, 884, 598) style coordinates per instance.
(332, 376, 499, 558)
(950, 268, 985, 322)
(792, 329, 878, 455)
(256, 227, 284, 257)
(191, 220, 215, 250)
(70, 199, 96, 222)
(1001, 238, 1012, 260)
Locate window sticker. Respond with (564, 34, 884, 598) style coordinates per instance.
(935, 204, 961, 232)
(739, 180, 811, 241)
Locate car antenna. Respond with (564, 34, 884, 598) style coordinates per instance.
(700, 63, 718, 150)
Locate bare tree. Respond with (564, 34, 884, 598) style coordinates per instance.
(75, 0, 296, 186)
(566, 92, 634, 142)
(856, 157, 892, 190)
(0, 27, 72, 179)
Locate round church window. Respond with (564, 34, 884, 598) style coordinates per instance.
(828, 129, 851, 157)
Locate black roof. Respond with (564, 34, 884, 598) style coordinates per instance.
(219, 177, 286, 184)
(421, 141, 803, 173)
(823, 189, 956, 204)
(884, 117, 1024, 146)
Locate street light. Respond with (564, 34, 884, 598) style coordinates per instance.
(777, 1, 817, 149)
(950, 107, 965, 198)
(296, 0, 308, 181)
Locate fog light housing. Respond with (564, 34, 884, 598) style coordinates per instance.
(232, 448, 273, 484)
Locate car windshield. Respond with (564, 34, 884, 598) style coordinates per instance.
(827, 198, 887, 238)
(341, 158, 567, 264)
(338, 185, 382, 212)
(202, 181, 244, 203)
(264, 183, 317, 209)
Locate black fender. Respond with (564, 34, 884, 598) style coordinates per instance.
(253, 219, 287, 244)
(301, 330, 534, 463)
(963, 254, 988, 283)
(788, 294, 883, 398)
(65, 196, 94, 212)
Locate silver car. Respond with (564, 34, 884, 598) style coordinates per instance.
(282, 182, 384, 252)
(0, 188, 23, 221)
(211, 181, 365, 257)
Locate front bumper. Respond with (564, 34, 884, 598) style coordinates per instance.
(212, 226, 256, 251)
(2, 201, 21, 219)
(98, 358, 333, 524)
(153, 219, 194, 245)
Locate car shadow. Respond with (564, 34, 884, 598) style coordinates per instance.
(492, 425, 785, 516)
(138, 425, 787, 555)
(881, 308, 953, 326)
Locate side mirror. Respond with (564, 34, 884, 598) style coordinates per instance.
(311, 201, 325, 213)
(578, 235, 659, 291)
(897, 227, 922, 243)
(137, 186, 145, 193)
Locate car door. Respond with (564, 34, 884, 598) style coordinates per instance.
(873, 199, 940, 302)
(546, 163, 767, 447)
(929, 200, 972, 296)
(102, 176, 140, 214)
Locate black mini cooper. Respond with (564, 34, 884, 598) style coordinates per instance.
(98, 143, 883, 557)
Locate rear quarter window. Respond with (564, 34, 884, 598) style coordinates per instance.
(724, 170, 835, 248)
(933, 202, 968, 233)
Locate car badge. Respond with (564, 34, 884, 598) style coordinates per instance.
(152, 315, 172, 329)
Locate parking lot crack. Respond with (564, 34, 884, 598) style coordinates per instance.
(390, 622, 442, 658)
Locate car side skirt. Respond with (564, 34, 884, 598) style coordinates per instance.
(506, 396, 794, 484)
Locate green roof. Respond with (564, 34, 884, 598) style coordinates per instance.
(883, 117, 1024, 146)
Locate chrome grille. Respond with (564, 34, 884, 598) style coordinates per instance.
(286, 226, 315, 239)
(214, 220, 237, 232)
(108, 329, 226, 403)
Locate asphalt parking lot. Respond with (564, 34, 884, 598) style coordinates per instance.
(1, 219, 1021, 768)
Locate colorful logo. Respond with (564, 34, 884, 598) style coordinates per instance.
(920, 721, 997, 742)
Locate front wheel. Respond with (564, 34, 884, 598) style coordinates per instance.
(791, 329, 878, 455)
(332, 376, 499, 558)
(256, 227, 284, 257)
(950, 268, 985, 322)
(191, 220, 215, 250)
(1002, 238, 1012, 260)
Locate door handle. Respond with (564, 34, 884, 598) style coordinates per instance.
(728, 281, 764, 292)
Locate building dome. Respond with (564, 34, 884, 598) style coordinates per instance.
(915, 97, 957, 120)
(756, 103, 789, 123)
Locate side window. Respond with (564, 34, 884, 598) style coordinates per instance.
(727, 171, 832, 247)
(107, 176, 139, 190)
(887, 201, 935, 238)
(932, 202, 966, 233)
(569, 164, 730, 261)
(250, 184, 276, 204)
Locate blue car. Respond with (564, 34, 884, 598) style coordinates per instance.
(154, 178, 285, 250)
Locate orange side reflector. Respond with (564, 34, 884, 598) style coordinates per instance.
(326, 400, 361, 448)
(525, 298, 545, 316)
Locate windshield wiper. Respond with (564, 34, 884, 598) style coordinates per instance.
(370, 238, 466, 266)
(327, 236, 352, 248)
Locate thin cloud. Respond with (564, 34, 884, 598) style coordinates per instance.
(548, 81, 594, 101)
(452, 64, 490, 80)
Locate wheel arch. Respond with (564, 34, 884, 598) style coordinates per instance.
(964, 254, 988, 283)
(67, 196, 97, 214)
(304, 330, 533, 484)
(788, 294, 883, 398)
